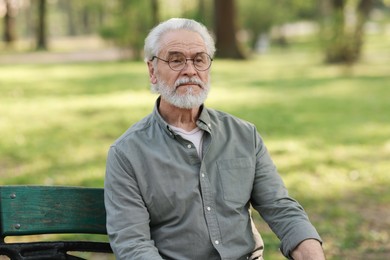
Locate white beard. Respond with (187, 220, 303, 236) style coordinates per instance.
(151, 76, 210, 109)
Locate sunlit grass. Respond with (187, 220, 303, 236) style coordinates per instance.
(1, 33, 389, 259)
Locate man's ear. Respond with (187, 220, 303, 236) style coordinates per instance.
(147, 61, 157, 84)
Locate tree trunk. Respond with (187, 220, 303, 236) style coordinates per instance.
(36, 0, 48, 50)
(214, 0, 245, 59)
(354, 0, 374, 57)
(321, 0, 373, 64)
(63, 0, 77, 36)
(3, 0, 16, 46)
(82, 7, 91, 34)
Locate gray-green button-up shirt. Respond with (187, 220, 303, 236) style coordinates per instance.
(104, 99, 321, 260)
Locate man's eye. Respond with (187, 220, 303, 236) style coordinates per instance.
(169, 54, 185, 63)
(195, 58, 205, 63)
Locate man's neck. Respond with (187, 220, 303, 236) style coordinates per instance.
(158, 98, 201, 131)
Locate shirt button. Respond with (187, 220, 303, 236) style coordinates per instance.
(187, 144, 192, 149)
(215, 240, 219, 245)
(206, 207, 211, 211)
(201, 173, 205, 177)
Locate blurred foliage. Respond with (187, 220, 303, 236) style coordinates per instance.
(237, 0, 318, 48)
(99, 0, 153, 60)
(1, 0, 390, 63)
(59, 0, 107, 35)
(318, 0, 372, 64)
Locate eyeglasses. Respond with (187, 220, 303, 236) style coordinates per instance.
(150, 52, 213, 71)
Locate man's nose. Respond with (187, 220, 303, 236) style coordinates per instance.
(181, 60, 197, 75)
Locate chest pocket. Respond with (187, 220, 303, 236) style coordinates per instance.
(217, 158, 254, 204)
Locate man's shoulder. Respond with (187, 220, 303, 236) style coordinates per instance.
(112, 113, 154, 147)
(206, 107, 255, 129)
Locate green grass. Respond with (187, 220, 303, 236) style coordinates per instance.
(1, 33, 389, 259)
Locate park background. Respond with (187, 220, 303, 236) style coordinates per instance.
(1, 0, 389, 259)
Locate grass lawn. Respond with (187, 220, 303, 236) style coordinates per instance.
(1, 33, 389, 259)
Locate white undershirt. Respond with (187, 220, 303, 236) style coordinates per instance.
(169, 125, 204, 158)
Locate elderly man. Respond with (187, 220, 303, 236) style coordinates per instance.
(104, 18, 325, 260)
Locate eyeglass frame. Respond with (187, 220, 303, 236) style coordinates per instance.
(149, 52, 213, 71)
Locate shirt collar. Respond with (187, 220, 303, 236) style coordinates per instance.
(153, 97, 175, 138)
(197, 105, 212, 133)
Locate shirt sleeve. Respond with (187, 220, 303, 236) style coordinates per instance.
(104, 146, 164, 260)
(250, 131, 322, 258)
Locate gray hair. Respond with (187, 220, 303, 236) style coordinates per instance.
(144, 18, 216, 62)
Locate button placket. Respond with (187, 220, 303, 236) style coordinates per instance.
(199, 167, 222, 252)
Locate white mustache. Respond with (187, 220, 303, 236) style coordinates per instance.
(174, 77, 205, 89)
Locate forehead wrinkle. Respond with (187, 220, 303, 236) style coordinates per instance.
(158, 30, 206, 56)
(161, 41, 205, 53)
(167, 51, 204, 57)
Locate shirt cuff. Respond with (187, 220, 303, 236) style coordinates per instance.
(280, 222, 322, 259)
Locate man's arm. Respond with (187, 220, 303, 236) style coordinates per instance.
(291, 239, 325, 260)
(105, 146, 163, 260)
(251, 131, 323, 258)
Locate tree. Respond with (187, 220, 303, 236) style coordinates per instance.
(320, 0, 374, 64)
(183, 0, 213, 27)
(3, 0, 17, 46)
(57, 0, 107, 36)
(238, 0, 318, 51)
(100, 0, 153, 60)
(61, 0, 77, 36)
(151, 0, 159, 26)
(214, 0, 245, 59)
(36, 0, 48, 50)
(238, 1, 277, 50)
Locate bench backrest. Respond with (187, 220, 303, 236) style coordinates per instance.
(0, 185, 107, 238)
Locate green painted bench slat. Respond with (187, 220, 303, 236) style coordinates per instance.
(0, 186, 107, 236)
(0, 186, 112, 259)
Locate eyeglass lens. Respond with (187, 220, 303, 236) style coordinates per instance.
(167, 53, 211, 71)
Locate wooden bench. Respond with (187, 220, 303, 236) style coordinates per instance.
(0, 185, 112, 260)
